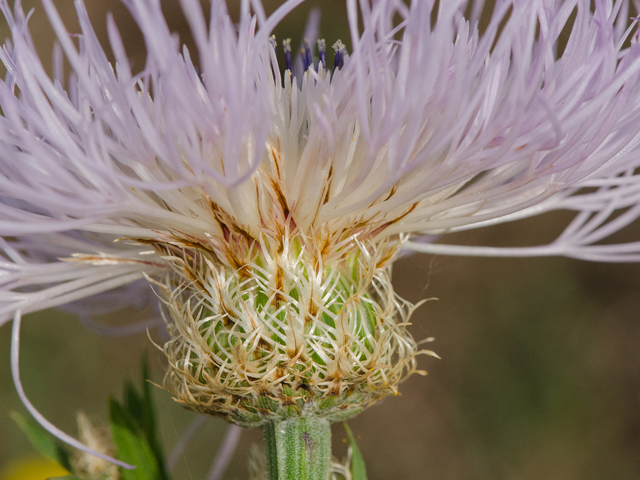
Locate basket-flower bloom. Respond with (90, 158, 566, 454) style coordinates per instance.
(2, 0, 640, 465)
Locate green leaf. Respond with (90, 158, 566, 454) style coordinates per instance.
(47, 476, 83, 480)
(140, 355, 165, 472)
(109, 397, 162, 480)
(124, 379, 144, 429)
(115, 354, 168, 480)
(343, 423, 367, 480)
(10, 411, 72, 472)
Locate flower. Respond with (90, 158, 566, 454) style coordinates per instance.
(71, 412, 120, 480)
(2, 0, 640, 462)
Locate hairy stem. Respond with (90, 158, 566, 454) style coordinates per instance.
(263, 417, 331, 480)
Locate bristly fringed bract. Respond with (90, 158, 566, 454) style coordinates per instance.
(157, 229, 431, 426)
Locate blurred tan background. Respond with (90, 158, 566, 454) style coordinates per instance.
(1, 1, 640, 479)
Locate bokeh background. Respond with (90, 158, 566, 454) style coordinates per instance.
(1, 1, 640, 479)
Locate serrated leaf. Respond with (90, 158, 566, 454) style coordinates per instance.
(343, 423, 367, 480)
(10, 411, 72, 472)
(109, 398, 162, 480)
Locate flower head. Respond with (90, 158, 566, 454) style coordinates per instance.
(3, 0, 640, 460)
(71, 412, 120, 480)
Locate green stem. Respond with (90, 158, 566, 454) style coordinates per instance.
(263, 417, 331, 480)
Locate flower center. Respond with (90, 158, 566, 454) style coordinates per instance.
(274, 36, 347, 73)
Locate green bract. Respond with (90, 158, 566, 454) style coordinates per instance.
(160, 232, 433, 427)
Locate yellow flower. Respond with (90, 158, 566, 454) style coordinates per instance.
(0, 455, 69, 480)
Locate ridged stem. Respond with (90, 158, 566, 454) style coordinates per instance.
(263, 417, 331, 480)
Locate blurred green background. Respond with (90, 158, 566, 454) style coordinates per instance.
(1, 1, 640, 479)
